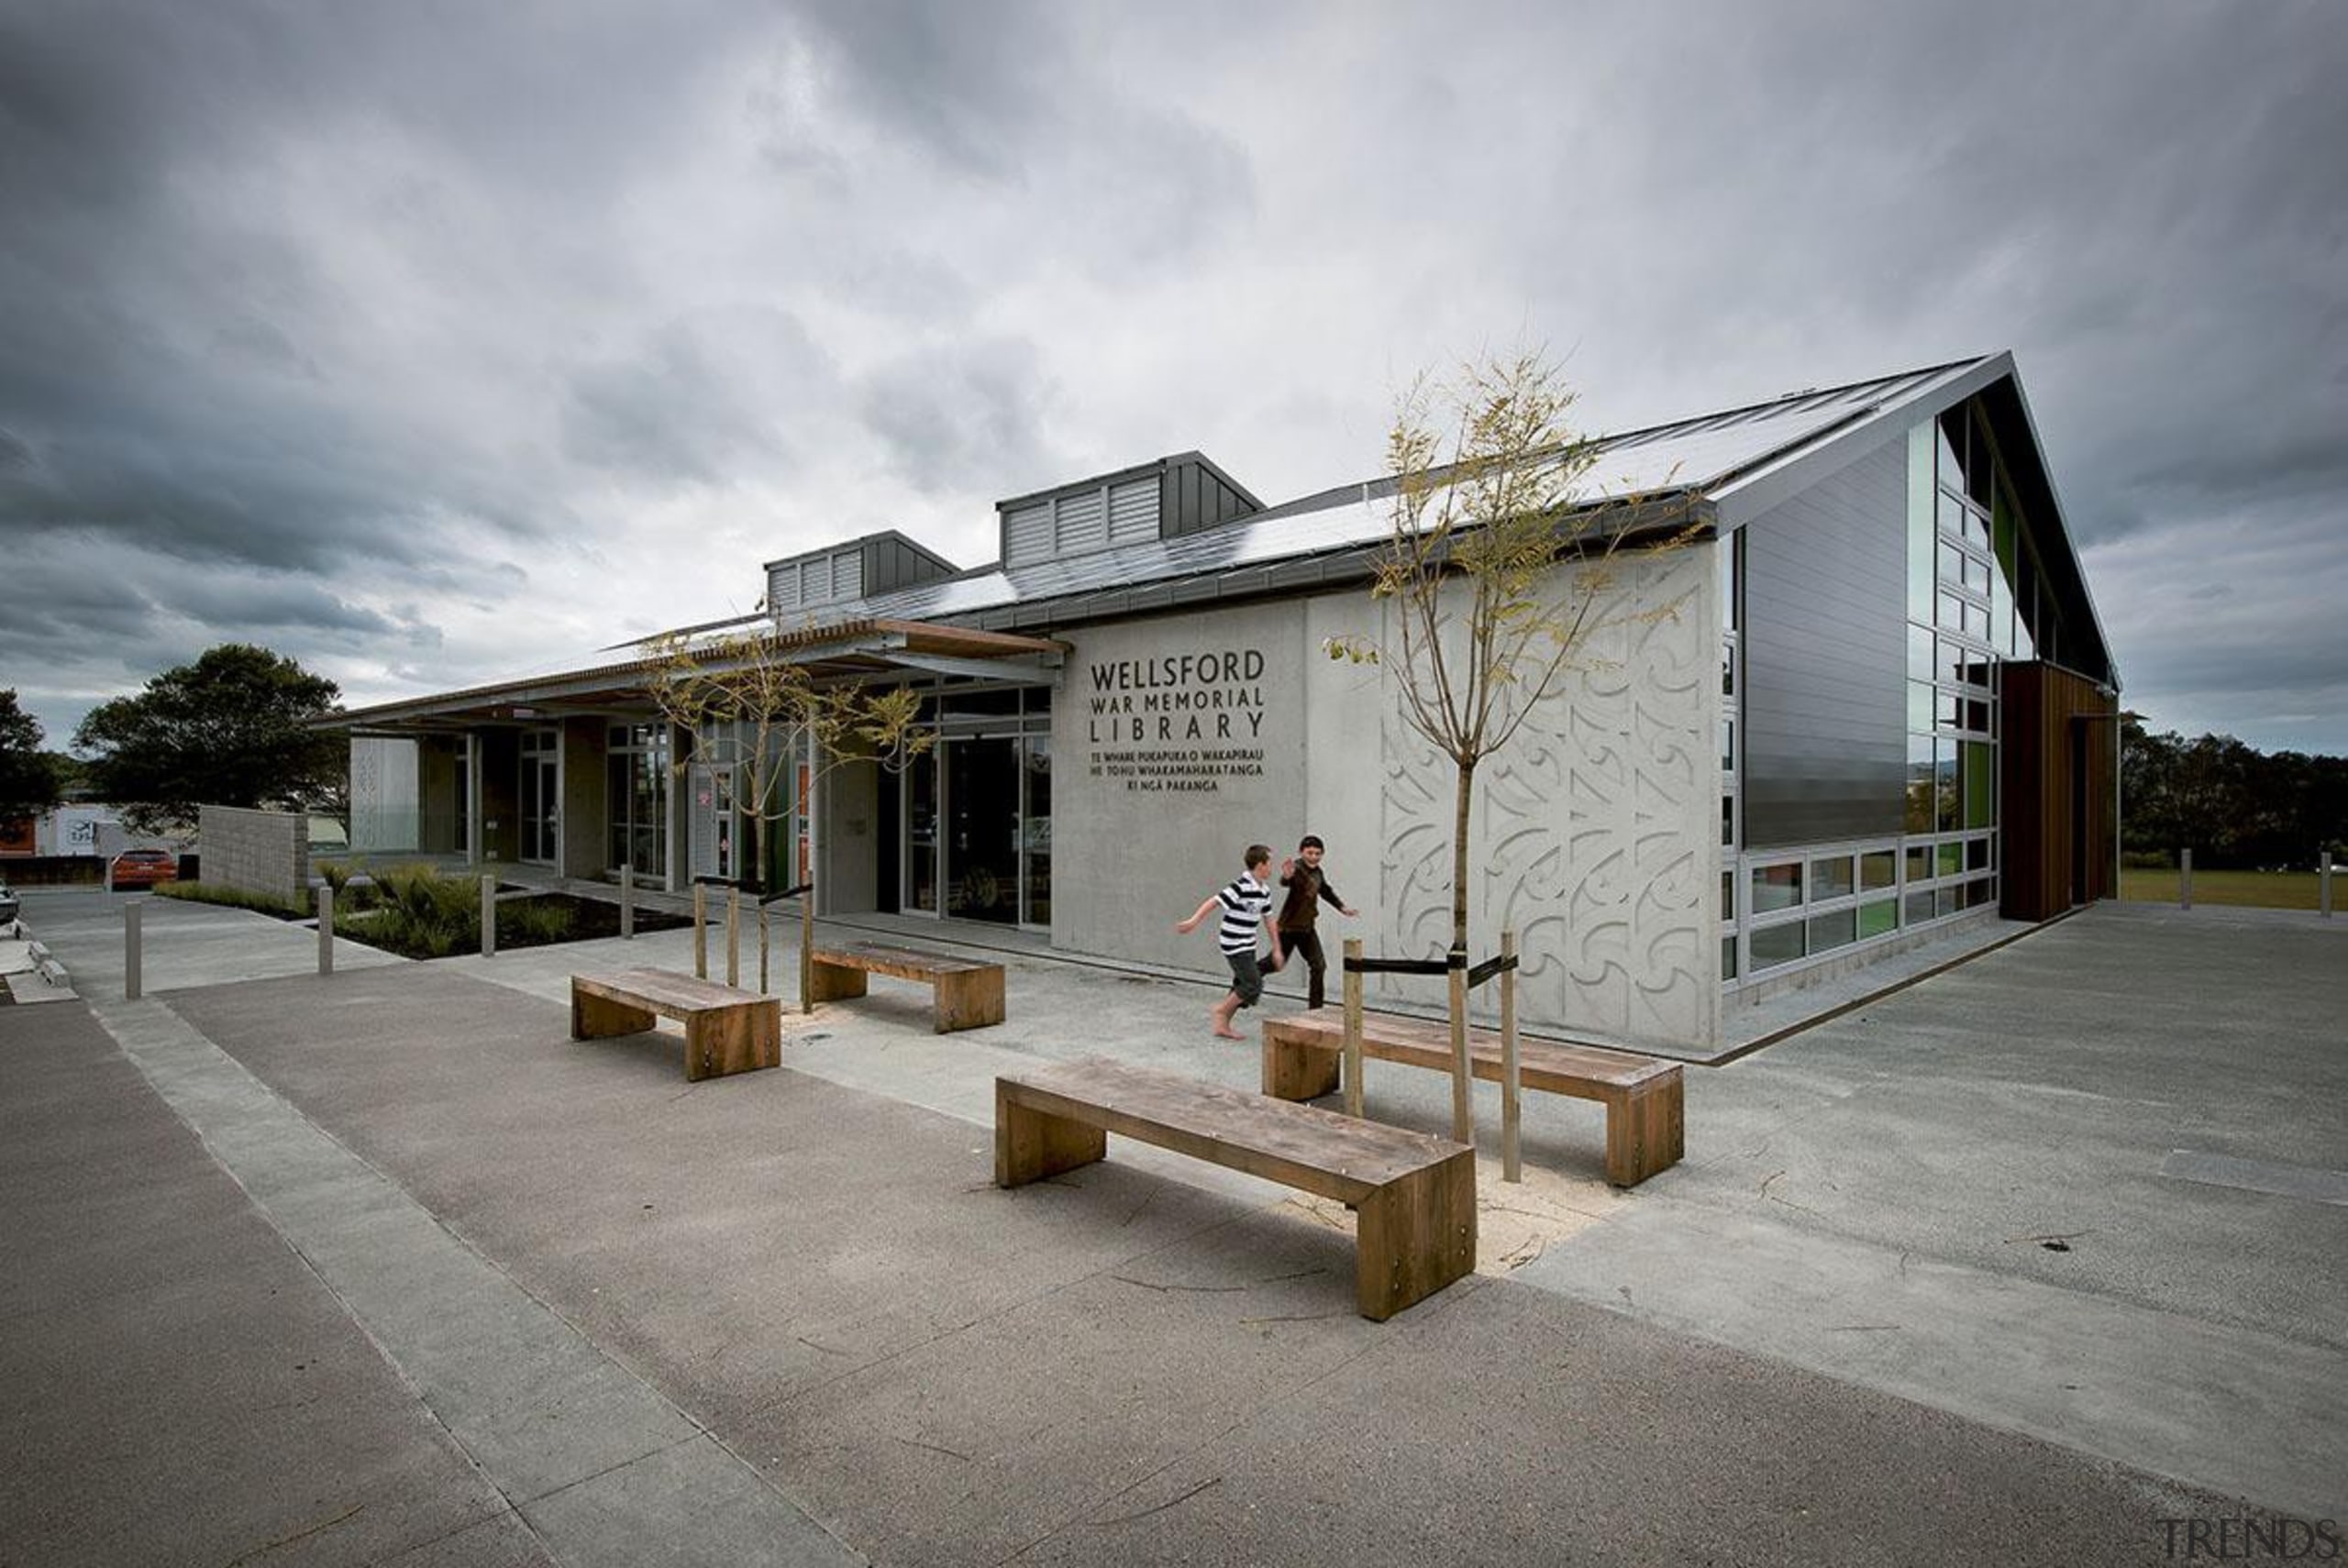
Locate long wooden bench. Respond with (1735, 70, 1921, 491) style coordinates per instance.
(1262, 1010, 1683, 1187)
(995, 1058, 1476, 1321)
(570, 967, 781, 1081)
(808, 941, 1005, 1032)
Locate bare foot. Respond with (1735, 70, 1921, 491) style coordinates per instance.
(1212, 1026, 1246, 1040)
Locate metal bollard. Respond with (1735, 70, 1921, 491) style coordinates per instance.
(125, 901, 142, 1000)
(2180, 848, 2192, 911)
(619, 867, 635, 940)
(2324, 852, 2334, 920)
(317, 884, 335, 976)
(482, 875, 497, 958)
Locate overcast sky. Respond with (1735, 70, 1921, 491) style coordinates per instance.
(3, 0, 2343, 756)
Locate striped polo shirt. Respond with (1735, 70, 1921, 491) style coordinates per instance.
(1215, 872, 1274, 955)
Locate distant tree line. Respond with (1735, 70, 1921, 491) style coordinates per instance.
(2121, 719, 2348, 869)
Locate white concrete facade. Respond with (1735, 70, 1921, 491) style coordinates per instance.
(1051, 544, 1719, 1053)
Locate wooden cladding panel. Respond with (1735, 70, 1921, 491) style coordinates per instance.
(1999, 661, 2118, 921)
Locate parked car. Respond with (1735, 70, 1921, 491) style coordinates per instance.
(0, 879, 18, 928)
(109, 848, 180, 889)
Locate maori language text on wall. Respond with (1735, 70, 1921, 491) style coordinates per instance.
(1085, 648, 1269, 795)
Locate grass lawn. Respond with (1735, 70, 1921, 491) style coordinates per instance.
(2120, 867, 2333, 911)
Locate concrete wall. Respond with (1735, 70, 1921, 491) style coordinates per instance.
(198, 805, 309, 907)
(561, 717, 605, 878)
(349, 738, 419, 854)
(1050, 544, 1720, 1053)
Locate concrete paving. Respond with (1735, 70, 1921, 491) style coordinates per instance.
(5, 887, 2342, 1564)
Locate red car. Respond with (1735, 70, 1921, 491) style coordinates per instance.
(110, 849, 180, 889)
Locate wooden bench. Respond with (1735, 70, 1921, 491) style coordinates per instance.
(808, 941, 1005, 1033)
(570, 967, 781, 1081)
(1262, 1010, 1683, 1187)
(995, 1058, 1476, 1321)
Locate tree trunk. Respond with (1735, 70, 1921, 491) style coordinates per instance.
(800, 887, 814, 1015)
(1448, 756, 1475, 1144)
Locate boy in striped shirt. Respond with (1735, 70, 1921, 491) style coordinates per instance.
(1175, 843, 1287, 1040)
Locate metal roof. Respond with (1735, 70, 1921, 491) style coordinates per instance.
(834, 357, 1977, 634)
(341, 349, 2117, 725)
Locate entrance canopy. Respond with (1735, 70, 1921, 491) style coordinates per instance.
(327, 619, 1067, 736)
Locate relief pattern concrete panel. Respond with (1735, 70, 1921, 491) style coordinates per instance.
(1375, 546, 1718, 1052)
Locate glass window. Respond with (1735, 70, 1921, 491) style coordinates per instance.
(1721, 716, 1735, 774)
(1808, 909, 1857, 954)
(1937, 841, 1964, 878)
(1722, 870, 1734, 920)
(1905, 734, 1935, 834)
(1936, 689, 1961, 729)
(1939, 539, 1969, 588)
(1910, 623, 1934, 680)
(1905, 889, 1936, 926)
(1906, 845, 1932, 884)
(1936, 887, 1958, 920)
(1810, 856, 1855, 901)
(1752, 922, 1805, 970)
(1963, 877, 1995, 910)
(1722, 934, 1739, 981)
(1965, 600, 1990, 641)
(943, 688, 1021, 718)
(1938, 491, 1968, 541)
(1967, 837, 1992, 871)
(1722, 793, 1735, 846)
(1936, 635, 1966, 685)
(1963, 741, 1995, 829)
(1752, 862, 1802, 913)
(1910, 680, 1934, 733)
(1722, 637, 1737, 697)
(1939, 590, 1969, 634)
(1937, 416, 1965, 497)
(1860, 851, 1896, 890)
(1909, 425, 1937, 624)
(1966, 422, 1995, 510)
(1935, 738, 1960, 832)
(1023, 736, 1052, 925)
(1859, 899, 1898, 939)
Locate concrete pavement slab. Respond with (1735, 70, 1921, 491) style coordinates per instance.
(0, 998, 552, 1568)
(77, 984, 862, 1565)
(158, 961, 2250, 1566)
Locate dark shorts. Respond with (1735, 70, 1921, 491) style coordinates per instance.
(1224, 950, 1267, 1008)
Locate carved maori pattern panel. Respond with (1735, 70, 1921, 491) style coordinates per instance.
(1376, 548, 1718, 1051)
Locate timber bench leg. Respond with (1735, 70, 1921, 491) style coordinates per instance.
(935, 966, 1005, 1032)
(1602, 1068, 1686, 1187)
(994, 1088, 1106, 1187)
(1261, 1027, 1341, 1100)
(684, 1001, 782, 1082)
(1351, 1147, 1478, 1320)
(572, 988, 655, 1041)
(807, 959, 868, 1004)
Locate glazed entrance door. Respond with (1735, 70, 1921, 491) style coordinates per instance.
(519, 732, 559, 865)
(945, 736, 1019, 923)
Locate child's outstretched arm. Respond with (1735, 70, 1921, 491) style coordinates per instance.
(1174, 895, 1219, 933)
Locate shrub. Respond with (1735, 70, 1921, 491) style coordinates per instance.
(501, 898, 575, 945)
(155, 880, 306, 919)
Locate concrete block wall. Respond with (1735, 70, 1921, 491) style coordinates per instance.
(198, 805, 309, 907)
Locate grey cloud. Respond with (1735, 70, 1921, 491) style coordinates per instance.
(856, 337, 1057, 495)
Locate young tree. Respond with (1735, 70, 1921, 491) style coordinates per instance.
(0, 689, 64, 826)
(646, 626, 931, 1010)
(72, 645, 345, 833)
(1327, 350, 1698, 1143)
